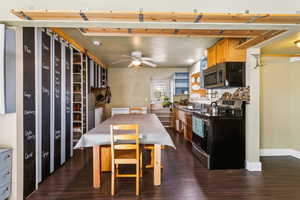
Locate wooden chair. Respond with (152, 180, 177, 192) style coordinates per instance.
(144, 145, 165, 168)
(110, 124, 142, 196)
(129, 107, 144, 114)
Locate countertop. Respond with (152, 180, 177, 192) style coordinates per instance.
(175, 106, 243, 120)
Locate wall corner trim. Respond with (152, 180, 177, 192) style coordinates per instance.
(245, 161, 262, 171)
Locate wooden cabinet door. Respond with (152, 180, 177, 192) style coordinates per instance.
(207, 45, 217, 67)
(227, 39, 246, 62)
(216, 39, 227, 64)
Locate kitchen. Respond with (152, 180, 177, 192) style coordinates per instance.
(1, 7, 300, 200)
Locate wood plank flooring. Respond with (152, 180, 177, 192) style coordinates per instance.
(27, 129, 300, 200)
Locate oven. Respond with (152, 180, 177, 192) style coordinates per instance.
(192, 116, 209, 154)
(192, 115, 211, 168)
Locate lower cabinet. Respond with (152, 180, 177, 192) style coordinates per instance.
(184, 113, 193, 142)
(0, 148, 12, 200)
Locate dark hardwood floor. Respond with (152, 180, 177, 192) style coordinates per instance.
(28, 129, 300, 200)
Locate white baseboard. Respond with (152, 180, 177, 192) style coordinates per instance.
(260, 148, 300, 159)
(245, 161, 262, 171)
(290, 149, 300, 159)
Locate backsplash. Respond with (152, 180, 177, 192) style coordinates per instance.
(209, 88, 237, 102)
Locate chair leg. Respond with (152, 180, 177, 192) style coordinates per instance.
(140, 153, 143, 178)
(146, 148, 164, 169)
(146, 148, 154, 168)
(111, 164, 115, 196)
(136, 162, 140, 196)
(116, 164, 119, 176)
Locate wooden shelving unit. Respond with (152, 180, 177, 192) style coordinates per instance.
(72, 51, 84, 146)
(171, 72, 189, 96)
(82, 55, 88, 135)
(101, 67, 107, 88)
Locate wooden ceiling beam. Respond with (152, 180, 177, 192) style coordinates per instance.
(261, 54, 300, 57)
(80, 28, 266, 38)
(236, 30, 286, 49)
(79, 11, 89, 21)
(3, 19, 296, 30)
(10, 10, 300, 24)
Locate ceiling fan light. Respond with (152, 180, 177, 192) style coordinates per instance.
(295, 40, 300, 48)
(132, 60, 142, 66)
(93, 40, 101, 46)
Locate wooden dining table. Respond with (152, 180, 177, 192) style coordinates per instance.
(74, 113, 175, 188)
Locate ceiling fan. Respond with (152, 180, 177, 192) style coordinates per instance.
(111, 51, 157, 68)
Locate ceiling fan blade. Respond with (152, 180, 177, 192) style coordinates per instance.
(122, 55, 134, 59)
(111, 59, 131, 65)
(128, 62, 135, 68)
(141, 57, 154, 62)
(142, 60, 157, 68)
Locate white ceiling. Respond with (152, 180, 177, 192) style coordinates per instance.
(62, 28, 218, 68)
(262, 32, 300, 55)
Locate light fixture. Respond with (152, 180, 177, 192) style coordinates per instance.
(93, 40, 101, 46)
(132, 59, 142, 66)
(295, 40, 300, 48)
(187, 59, 195, 64)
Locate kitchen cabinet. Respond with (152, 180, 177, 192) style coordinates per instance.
(208, 38, 246, 68)
(216, 39, 226, 63)
(207, 45, 217, 67)
(217, 38, 246, 63)
(91, 63, 108, 89)
(175, 107, 193, 142)
(184, 112, 193, 142)
(0, 147, 12, 200)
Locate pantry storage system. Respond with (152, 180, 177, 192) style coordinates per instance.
(20, 27, 107, 198)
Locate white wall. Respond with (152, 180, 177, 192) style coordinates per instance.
(260, 57, 300, 152)
(108, 67, 188, 108)
(1, 0, 300, 19)
(0, 113, 19, 200)
(245, 48, 261, 170)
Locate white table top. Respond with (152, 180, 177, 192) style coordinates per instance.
(74, 114, 176, 149)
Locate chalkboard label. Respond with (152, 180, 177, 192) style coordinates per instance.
(41, 31, 51, 180)
(54, 40, 61, 170)
(23, 27, 36, 198)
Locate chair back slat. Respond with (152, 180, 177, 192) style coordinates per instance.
(110, 124, 141, 196)
(112, 124, 139, 131)
(129, 107, 144, 114)
(110, 124, 140, 161)
(114, 144, 137, 150)
(114, 134, 138, 140)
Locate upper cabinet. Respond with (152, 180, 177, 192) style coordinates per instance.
(207, 45, 217, 68)
(207, 38, 246, 68)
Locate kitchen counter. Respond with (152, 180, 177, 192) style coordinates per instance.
(175, 106, 243, 120)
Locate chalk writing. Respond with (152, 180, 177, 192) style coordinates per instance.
(25, 152, 33, 160)
(42, 151, 49, 158)
(24, 45, 32, 54)
(24, 91, 32, 99)
(42, 65, 50, 70)
(24, 110, 35, 115)
(42, 86, 50, 96)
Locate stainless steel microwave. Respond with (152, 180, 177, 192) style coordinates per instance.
(203, 62, 245, 89)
